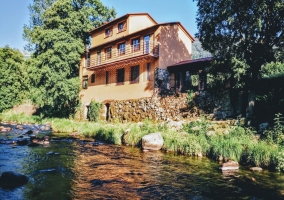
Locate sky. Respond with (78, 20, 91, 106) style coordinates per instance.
(0, 0, 198, 51)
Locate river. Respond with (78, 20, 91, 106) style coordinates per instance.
(1, 125, 284, 199)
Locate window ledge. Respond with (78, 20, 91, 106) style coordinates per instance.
(130, 81, 139, 84)
(117, 30, 126, 34)
(116, 82, 125, 86)
(104, 35, 112, 39)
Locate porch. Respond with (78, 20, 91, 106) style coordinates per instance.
(167, 57, 212, 93)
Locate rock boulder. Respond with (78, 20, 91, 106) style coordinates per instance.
(0, 171, 28, 189)
(141, 132, 163, 151)
(219, 160, 239, 171)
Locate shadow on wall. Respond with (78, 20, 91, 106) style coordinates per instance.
(157, 24, 191, 69)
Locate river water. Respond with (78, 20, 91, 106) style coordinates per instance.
(1, 128, 284, 199)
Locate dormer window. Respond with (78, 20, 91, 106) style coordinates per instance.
(105, 27, 112, 38)
(118, 21, 126, 33)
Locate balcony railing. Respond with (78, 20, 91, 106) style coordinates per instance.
(88, 41, 159, 68)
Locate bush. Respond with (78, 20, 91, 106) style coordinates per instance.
(276, 149, 284, 171)
(87, 100, 102, 122)
(0, 46, 29, 112)
(186, 90, 195, 107)
(263, 113, 284, 144)
(183, 118, 209, 137)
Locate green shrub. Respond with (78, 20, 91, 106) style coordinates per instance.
(263, 113, 284, 144)
(183, 118, 209, 136)
(186, 90, 195, 107)
(276, 149, 284, 171)
(87, 100, 102, 122)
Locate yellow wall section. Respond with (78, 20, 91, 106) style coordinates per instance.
(79, 60, 157, 104)
(128, 15, 156, 34)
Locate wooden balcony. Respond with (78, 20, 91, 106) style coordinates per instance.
(86, 41, 159, 70)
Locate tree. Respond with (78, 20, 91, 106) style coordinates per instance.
(194, 0, 284, 121)
(24, 0, 116, 117)
(0, 46, 29, 112)
(261, 62, 284, 78)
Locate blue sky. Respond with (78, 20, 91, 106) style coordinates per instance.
(0, 0, 198, 51)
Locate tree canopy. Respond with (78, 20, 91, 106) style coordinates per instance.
(0, 46, 29, 112)
(194, 0, 284, 120)
(24, 0, 116, 117)
(195, 0, 284, 88)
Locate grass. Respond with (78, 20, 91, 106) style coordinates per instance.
(1, 111, 283, 170)
(246, 141, 279, 167)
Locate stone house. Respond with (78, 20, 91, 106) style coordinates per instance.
(79, 13, 198, 120)
(79, 13, 238, 122)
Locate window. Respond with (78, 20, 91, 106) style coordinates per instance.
(97, 51, 101, 65)
(146, 63, 151, 81)
(118, 21, 126, 33)
(144, 35, 150, 54)
(118, 42, 126, 55)
(117, 68, 125, 84)
(130, 65, 140, 83)
(82, 76, 88, 89)
(105, 27, 112, 38)
(132, 38, 140, 52)
(91, 74, 95, 83)
(105, 46, 112, 59)
(106, 71, 109, 85)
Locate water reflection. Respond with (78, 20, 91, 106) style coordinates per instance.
(1, 133, 284, 199)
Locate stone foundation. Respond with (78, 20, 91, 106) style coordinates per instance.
(102, 90, 235, 122)
(106, 93, 190, 122)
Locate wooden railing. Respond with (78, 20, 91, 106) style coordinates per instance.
(87, 41, 159, 68)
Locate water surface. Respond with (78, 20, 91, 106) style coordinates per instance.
(1, 130, 284, 199)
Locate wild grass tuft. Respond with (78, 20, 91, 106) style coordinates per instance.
(0, 111, 43, 124)
(209, 135, 243, 161)
(246, 141, 279, 167)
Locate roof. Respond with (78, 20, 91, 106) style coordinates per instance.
(167, 57, 212, 72)
(89, 13, 158, 34)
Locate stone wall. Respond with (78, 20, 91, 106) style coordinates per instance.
(103, 90, 236, 122)
(192, 91, 235, 120)
(106, 93, 190, 122)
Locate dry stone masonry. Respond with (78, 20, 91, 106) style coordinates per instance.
(103, 90, 235, 122)
(106, 93, 190, 122)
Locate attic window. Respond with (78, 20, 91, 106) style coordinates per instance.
(105, 27, 112, 38)
(118, 21, 126, 33)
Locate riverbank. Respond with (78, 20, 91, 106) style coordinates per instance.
(1, 111, 283, 171)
